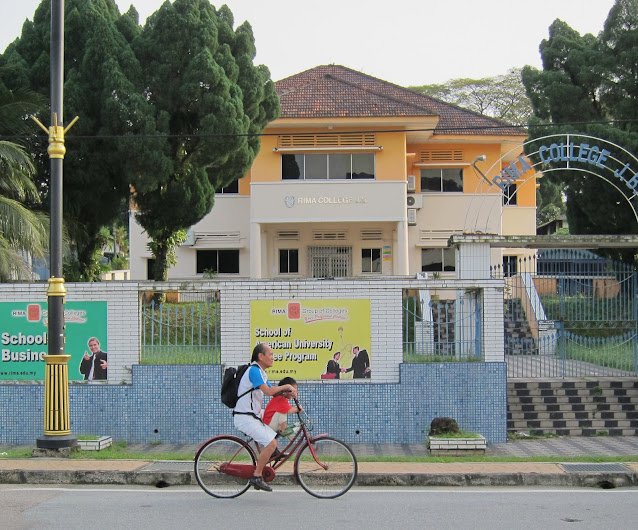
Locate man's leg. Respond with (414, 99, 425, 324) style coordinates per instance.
(255, 437, 277, 476)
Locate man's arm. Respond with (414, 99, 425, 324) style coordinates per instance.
(258, 383, 297, 398)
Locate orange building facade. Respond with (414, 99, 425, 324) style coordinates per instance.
(129, 65, 536, 280)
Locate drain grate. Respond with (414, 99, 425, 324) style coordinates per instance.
(560, 463, 631, 473)
(141, 461, 194, 472)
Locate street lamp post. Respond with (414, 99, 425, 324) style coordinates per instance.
(33, 0, 77, 451)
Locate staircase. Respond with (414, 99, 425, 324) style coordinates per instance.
(507, 379, 638, 436)
(504, 299, 534, 342)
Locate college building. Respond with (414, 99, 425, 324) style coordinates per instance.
(129, 65, 536, 280)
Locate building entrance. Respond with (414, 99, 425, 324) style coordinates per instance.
(309, 246, 352, 278)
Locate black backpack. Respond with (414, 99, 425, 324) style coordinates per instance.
(221, 363, 254, 408)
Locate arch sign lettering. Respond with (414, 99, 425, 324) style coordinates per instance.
(468, 133, 638, 229)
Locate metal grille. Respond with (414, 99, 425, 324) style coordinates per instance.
(560, 463, 631, 473)
(309, 246, 352, 278)
(141, 293, 221, 365)
(403, 290, 483, 361)
(493, 250, 638, 378)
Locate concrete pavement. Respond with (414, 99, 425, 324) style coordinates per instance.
(1, 437, 638, 489)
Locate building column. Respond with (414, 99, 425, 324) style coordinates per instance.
(250, 222, 262, 278)
(396, 219, 409, 275)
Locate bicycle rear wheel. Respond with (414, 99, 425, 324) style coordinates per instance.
(294, 436, 357, 499)
(194, 436, 256, 498)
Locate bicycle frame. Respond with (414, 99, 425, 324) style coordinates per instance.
(251, 398, 330, 474)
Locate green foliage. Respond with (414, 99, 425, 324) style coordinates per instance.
(127, 0, 281, 281)
(0, 85, 48, 281)
(1, 0, 279, 282)
(428, 431, 482, 439)
(410, 68, 532, 126)
(1, 0, 141, 280)
(522, 0, 638, 251)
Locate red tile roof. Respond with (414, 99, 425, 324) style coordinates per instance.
(275, 65, 524, 136)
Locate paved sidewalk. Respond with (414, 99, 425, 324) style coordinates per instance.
(1, 437, 638, 489)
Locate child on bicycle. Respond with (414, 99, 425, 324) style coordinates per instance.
(263, 376, 303, 438)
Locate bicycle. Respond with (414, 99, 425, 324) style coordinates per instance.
(194, 398, 358, 499)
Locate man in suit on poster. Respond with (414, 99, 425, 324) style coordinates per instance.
(342, 345, 370, 379)
(79, 337, 108, 381)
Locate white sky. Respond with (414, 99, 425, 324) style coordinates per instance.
(1, 0, 617, 86)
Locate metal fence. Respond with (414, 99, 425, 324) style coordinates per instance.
(403, 289, 482, 362)
(492, 249, 638, 378)
(141, 293, 221, 365)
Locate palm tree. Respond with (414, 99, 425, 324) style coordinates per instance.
(0, 87, 48, 281)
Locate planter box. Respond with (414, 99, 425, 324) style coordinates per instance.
(77, 436, 112, 451)
(427, 435, 486, 456)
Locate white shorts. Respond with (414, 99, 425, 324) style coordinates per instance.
(234, 414, 277, 446)
(267, 412, 288, 433)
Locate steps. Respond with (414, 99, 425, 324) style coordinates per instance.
(504, 299, 534, 342)
(507, 379, 638, 436)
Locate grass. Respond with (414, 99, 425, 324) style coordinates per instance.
(428, 431, 482, 439)
(140, 345, 220, 365)
(2, 441, 638, 464)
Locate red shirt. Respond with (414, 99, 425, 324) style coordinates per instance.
(263, 395, 293, 426)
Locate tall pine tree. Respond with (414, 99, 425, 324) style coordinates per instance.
(522, 0, 638, 252)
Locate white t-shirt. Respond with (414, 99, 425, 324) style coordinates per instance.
(234, 363, 270, 418)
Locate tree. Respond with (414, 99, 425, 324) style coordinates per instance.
(0, 0, 143, 281)
(409, 68, 533, 126)
(521, 0, 638, 255)
(125, 0, 280, 281)
(0, 87, 48, 281)
(2, 0, 280, 284)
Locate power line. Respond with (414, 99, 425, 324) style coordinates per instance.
(2, 119, 638, 142)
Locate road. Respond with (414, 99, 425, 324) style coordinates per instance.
(2, 485, 637, 529)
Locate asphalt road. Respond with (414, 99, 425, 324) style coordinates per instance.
(2, 485, 638, 529)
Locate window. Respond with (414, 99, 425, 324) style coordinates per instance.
(362, 248, 381, 273)
(279, 249, 299, 274)
(282, 153, 375, 180)
(503, 183, 517, 205)
(217, 179, 239, 194)
(421, 248, 455, 272)
(420, 168, 463, 192)
(147, 259, 155, 280)
(196, 250, 239, 274)
(503, 255, 518, 277)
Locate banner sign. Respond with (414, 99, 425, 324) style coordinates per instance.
(250, 299, 371, 380)
(0, 301, 108, 381)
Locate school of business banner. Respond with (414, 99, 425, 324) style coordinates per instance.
(250, 299, 371, 380)
(0, 301, 107, 381)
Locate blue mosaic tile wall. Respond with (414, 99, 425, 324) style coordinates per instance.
(0, 363, 507, 445)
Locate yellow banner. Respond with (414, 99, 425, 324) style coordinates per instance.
(250, 299, 371, 381)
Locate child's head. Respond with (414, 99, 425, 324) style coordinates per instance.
(279, 376, 297, 393)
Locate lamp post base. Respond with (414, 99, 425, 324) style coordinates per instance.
(36, 434, 78, 450)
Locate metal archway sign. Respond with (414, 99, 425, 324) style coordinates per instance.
(464, 133, 638, 231)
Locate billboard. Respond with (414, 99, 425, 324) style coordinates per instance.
(0, 301, 108, 381)
(250, 299, 371, 380)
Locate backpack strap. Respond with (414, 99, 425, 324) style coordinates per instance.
(233, 362, 259, 416)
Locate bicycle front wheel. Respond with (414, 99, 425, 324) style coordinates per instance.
(194, 436, 256, 498)
(294, 436, 358, 498)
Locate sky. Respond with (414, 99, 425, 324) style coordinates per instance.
(1, 0, 618, 86)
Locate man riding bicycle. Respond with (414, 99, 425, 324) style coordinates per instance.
(233, 343, 297, 491)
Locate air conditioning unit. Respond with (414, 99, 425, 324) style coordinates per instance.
(406, 194, 423, 209)
(407, 208, 417, 225)
(407, 175, 416, 192)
